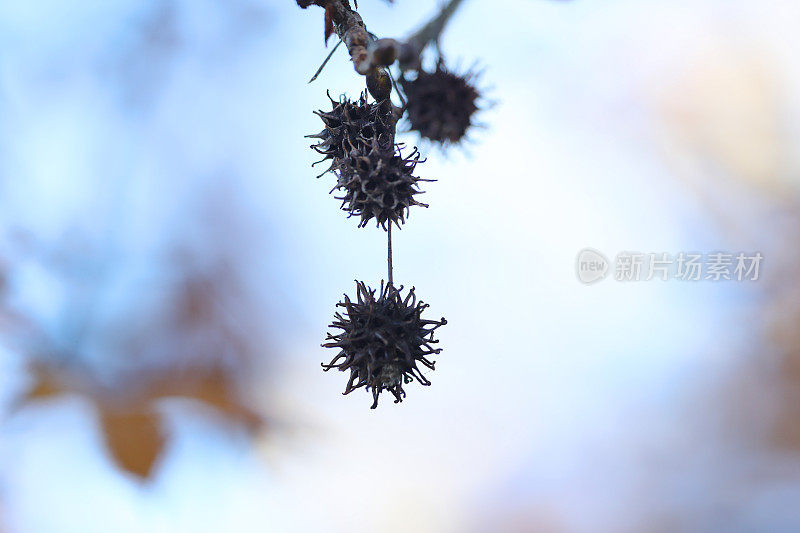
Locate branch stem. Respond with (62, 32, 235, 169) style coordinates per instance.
(299, 0, 467, 79)
(407, 0, 466, 52)
(387, 223, 393, 286)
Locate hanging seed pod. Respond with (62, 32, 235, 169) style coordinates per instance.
(333, 139, 430, 229)
(307, 91, 396, 176)
(400, 62, 482, 146)
(322, 280, 447, 409)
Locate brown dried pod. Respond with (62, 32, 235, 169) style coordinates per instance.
(322, 281, 446, 409)
(307, 91, 395, 177)
(333, 139, 430, 229)
(400, 62, 482, 146)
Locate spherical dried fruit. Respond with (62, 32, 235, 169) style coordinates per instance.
(307, 91, 395, 177)
(333, 140, 430, 229)
(322, 281, 446, 409)
(400, 63, 482, 146)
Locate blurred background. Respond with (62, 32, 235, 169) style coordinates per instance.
(1, 0, 800, 531)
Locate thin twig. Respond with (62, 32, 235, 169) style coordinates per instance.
(367, 0, 466, 71)
(387, 223, 393, 286)
(308, 38, 343, 83)
(406, 0, 466, 52)
(386, 68, 405, 108)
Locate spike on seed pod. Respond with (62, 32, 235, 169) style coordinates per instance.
(400, 62, 483, 146)
(333, 139, 430, 229)
(307, 91, 396, 177)
(322, 280, 447, 409)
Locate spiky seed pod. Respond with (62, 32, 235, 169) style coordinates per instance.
(400, 63, 482, 146)
(322, 281, 447, 409)
(307, 91, 396, 176)
(333, 140, 430, 229)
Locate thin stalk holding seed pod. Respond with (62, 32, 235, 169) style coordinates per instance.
(387, 223, 393, 286)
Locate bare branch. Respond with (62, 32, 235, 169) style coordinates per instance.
(299, 0, 467, 84)
(365, 0, 466, 71)
(407, 0, 466, 52)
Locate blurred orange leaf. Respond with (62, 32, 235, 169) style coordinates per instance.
(16, 363, 263, 479)
(147, 368, 264, 432)
(99, 408, 165, 479)
(21, 365, 66, 401)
